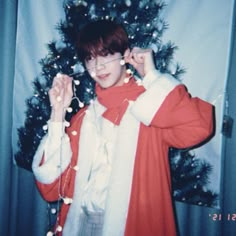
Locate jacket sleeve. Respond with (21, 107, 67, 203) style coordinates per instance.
(32, 121, 73, 202)
(130, 70, 214, 148)
(32, 109, 86, 202)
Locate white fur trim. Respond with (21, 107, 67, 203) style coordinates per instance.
(131, 71, 180, 126)
(142, 69, 162, 89)
(63, 102, 140, 236)
(102, 106, 140, 236)
(63, 104, 102, 235)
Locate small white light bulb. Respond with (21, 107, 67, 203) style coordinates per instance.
(91, 71, 96, 78)
(74, 80, 80, 85)
(56, 96, 62, 102)
(46, 231, 54, 236)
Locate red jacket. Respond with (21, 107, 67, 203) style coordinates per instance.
(36, 82, 213, 236)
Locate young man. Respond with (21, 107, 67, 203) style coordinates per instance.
(32, 20, 214, 236)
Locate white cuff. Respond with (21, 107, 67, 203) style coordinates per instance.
(47, 120, 65, 139)
(131, 71, 180, 126)
(142, 69, 162, 89)
(32, 122, 72, 184)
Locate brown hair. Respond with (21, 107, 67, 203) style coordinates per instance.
(76, 19, 129, 61)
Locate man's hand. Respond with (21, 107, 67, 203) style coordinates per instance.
(49, 74, 73, 121)
(125, 47, 156, 77)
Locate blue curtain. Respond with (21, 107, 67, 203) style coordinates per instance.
(0, 0, 18, 234)
(0, 1, 47, 235)
(175, 4, 236, 234)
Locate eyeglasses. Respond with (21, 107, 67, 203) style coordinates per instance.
(69, 56, 125, 77)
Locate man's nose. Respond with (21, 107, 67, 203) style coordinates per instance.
(95, 57, 106, 70)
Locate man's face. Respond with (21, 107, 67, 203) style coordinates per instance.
(85, 52, 126, 89)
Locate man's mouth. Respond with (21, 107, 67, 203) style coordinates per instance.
(97, 73, 110, 80)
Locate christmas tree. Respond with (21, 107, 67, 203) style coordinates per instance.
(169, 148, 218, 207)
(15, 0, 217, 207)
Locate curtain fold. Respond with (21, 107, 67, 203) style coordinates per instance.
(175, 2, 236, 235)
(1, 0, 236, 235)
(0, 1, 18, 235)
(0, 1, 47, 236)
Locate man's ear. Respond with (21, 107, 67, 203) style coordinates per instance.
(123, 48, 130, 59)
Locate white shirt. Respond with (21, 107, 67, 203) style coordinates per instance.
(44, 99, 117, 212)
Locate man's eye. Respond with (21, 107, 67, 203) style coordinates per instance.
(86, 56, 95, 62)
(100, 50, 110, 57)
(103, 52, 109, 57)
